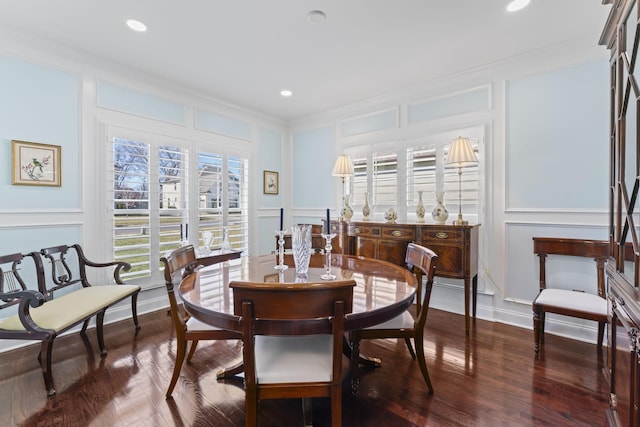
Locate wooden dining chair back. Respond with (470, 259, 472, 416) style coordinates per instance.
(231, 279, 356, 427)
(532, 237, 609, 355)
(349, 243, 438, 394)
(160, 245, 241, 397)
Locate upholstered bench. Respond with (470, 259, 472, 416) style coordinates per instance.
(0, 244, 140, 396)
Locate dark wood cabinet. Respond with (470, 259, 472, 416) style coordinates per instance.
(601, 1, 640, 425)
(348, 222, 415, 266)
(333, 220, 479, 334)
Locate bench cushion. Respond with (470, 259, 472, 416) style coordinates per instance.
(0, 285, 140, 332)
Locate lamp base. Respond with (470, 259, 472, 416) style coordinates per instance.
(453, 213, 468, 226)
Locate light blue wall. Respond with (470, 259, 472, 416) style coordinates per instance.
(0, 224, 81, 256)
(292, 126, 335, 208)
(258, 128, 283, 208)
(0, 54, 80, 210)
(506, 60, 609, 210)
(408, 86, 491, 124)
(341, 109, 397, 137)
(257, 128, 284, 255)
(97, 81, 186, 125)
(195, 107, 252, 140)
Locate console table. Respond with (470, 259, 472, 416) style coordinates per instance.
(330, 220, 479, 334)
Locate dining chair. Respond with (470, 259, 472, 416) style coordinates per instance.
(349, 243, 438, 394)
(532, 237, 609, 355)
(160, 245, 241, 398)
(230, 278, 356, 427)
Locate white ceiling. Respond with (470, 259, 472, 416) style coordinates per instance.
(0, 1, 611, 122)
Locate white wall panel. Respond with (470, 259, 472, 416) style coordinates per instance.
(506, 60, 608, 211)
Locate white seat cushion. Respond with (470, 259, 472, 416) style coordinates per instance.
(186, 316, 224, 331)
(365, 310, 414, 330)
(534, 289, 607, 316)
(254, 334, 333, 384)
(0, 285, 139, 332)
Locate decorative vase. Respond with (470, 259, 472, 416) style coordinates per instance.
(362, 192, 371, 221)
(384, 207, 397, 223)
(416, 191, 425, 223)
(431, 191, 449, 224)
(341, 194, 354, 222)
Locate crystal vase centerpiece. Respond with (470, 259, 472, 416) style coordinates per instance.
(291, 224, 312, 275)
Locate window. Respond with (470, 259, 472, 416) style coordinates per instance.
(108, 126, 249, 287)
(346, 130, 481, 223)
(372, 150, 398, 209)
(407, 145, 437, 208)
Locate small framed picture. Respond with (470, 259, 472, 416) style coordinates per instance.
(11, 140, 62, 187)
(263, 170, 279, 195)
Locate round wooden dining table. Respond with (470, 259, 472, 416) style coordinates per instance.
(178, 253, 418, 333)
(177, 253, 418, 378)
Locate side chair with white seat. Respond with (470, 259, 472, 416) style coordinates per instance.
(230, 278, 356, 427)
(160, 245, 241, 398)
(349, 243, 438, 394)
(532, 237, 609, 356)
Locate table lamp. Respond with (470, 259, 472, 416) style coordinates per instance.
(332, 154, 354, 221)
(445, 137, 478, 226)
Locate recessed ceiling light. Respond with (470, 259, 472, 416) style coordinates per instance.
(307, 10, 326, 23)
(506, 0, 530, 12)
(280, 89, 293, 97)
(126, 19, 147, 32)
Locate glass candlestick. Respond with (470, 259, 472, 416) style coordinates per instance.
(274, 229, 288, 271)
(320, 233, 336, 280)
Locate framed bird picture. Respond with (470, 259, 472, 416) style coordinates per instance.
(11, 140, 62, 186)
(263, 170, 278, 195)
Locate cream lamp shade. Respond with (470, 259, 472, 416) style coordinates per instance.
(445, 137, 478, 167)
(332, 154, 354, 179)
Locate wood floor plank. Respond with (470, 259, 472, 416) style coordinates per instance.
(0, 308, 609, 426)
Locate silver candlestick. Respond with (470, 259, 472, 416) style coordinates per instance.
(274, 229, 288, 271)
(320, 232, 336, 280)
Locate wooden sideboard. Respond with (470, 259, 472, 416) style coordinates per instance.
(330, 220, 479, 334)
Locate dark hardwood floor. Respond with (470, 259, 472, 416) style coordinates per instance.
(0, 308, 609, 426)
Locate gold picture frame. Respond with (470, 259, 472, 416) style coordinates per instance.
(11, 140, 62, 187)
(263, 170, 279, 195)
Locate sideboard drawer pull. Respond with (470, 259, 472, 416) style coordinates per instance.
(391, 230, 403, 237)
(435, 232, 449, 239)
(354, 227, 362, 234)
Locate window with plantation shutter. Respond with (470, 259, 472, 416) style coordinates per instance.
(108, 126, 249, 288)
(351, 156, 368, 206)
(407, 145, 437, 210)
(372, 150, 398, 209)
(197, 152, 224, 248)
(196, 152, 249, 253)
(345, 130, 481, 223)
